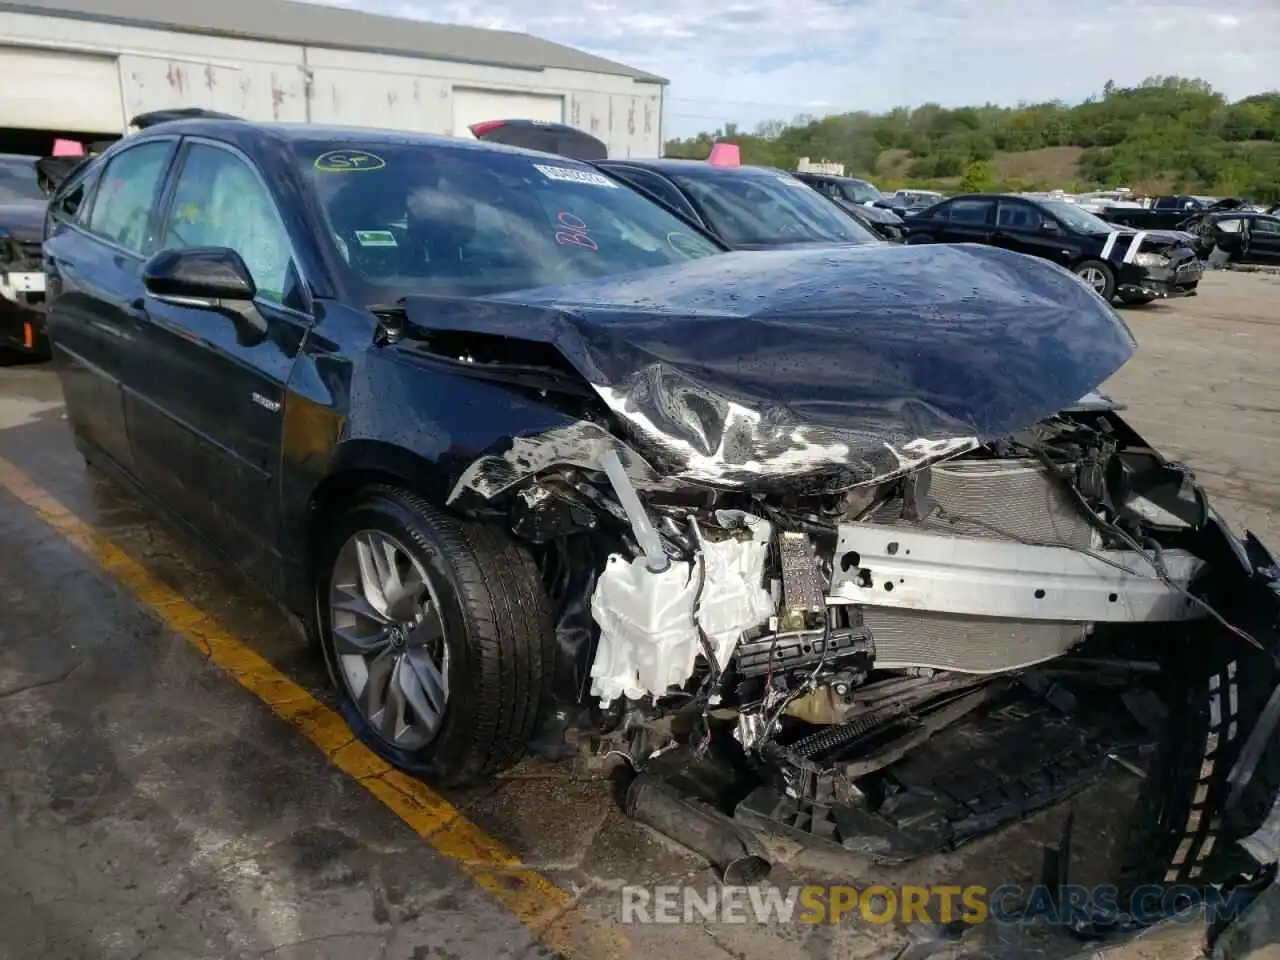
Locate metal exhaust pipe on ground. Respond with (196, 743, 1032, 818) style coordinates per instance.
(624, 773, 772, 885)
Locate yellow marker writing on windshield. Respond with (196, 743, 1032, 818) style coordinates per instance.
(315, 150, 386, 172)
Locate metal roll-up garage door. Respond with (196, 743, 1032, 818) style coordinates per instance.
(0, 46, 124, 134)
(452, 87, 563, 138)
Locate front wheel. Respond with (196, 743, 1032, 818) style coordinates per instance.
(1074, 259, 1116, 301)
(314, 485, 554, 786)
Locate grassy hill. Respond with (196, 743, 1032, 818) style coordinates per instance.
(663, 78, 1280, 200)
(872, 146, 1088, 190)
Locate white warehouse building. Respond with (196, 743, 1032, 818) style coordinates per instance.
(0, 0, 666, 155)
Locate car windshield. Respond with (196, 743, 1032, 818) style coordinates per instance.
(840, 179, 883, 204)
(298, 142, 723, 298)
(1042, 200, 1114, 236)
(669, 168, 878, 246)
(0, 156, 43, 204)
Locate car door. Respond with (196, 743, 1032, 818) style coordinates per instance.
(992, 199, 1072, 267)
(936, 197, 996, 244)
(1244, 216, 1280, 263)
(43, 137, 178, 476)
(1205, 216, 1246, 262)
(122, 138, 310, 580)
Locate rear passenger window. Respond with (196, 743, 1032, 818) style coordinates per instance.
(88, 141, 173, 253)
(945, 199, 995, 225)
(996, 203, 1038, 228)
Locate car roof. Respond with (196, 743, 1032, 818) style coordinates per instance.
(795, 172, 874, 185)
(121, 117, 600, 164)
(601, 158, 792, 178)
(0, 154, 37, 163)
(943, 193, 1050, 203)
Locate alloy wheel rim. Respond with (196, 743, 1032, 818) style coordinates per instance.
(328, 530, 449, 750)
(1080, 266, 1107, 293)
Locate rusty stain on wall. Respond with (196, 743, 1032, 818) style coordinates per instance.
(387, 90, 398, 108)
(270, 72, 286, 119)
(205, 64, 216, 92)
(627, 101, 636, 135)
(571, 96, 581, 126)
(643, 101, 653, 134)
(165, 61, 187, 94)
(413, 80, 421, 103)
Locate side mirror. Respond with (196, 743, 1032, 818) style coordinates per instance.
(142, 247, 267, 345)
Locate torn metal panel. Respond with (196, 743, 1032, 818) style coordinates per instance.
(445, 420, 659, 505)
(401, 242, 1136, 493)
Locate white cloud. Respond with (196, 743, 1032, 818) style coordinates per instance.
(320, 0, 1280, 137)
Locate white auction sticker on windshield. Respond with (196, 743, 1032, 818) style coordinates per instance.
(533, 164, 618, 188)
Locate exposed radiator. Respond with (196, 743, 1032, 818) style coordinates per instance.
(861, 457, 1099, 673)
(872, 457, 1098, 550)
(862, 609, 1088, 673)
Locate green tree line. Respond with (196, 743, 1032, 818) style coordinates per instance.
(663, 77, 1280, 202)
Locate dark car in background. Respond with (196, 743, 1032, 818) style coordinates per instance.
(469, 120, 884, 249)
(593, 158, 881, 249)
(1098, 194, 1256, 231)
(906, 193, 1203, 304)
(879, 188, 946, 215)
(792, 171, 907, 241)
(0, 153, 49, 356)
(1180, 210, 1280, 266)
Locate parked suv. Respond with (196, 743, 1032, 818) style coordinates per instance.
(905, 193, 1202, 304)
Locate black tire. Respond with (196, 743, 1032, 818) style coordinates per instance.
(1074, 259, 1116, 301)
(1118, 292, 1157, 306)
(313, 484, 554, 786)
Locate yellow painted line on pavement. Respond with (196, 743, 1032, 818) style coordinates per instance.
(0, 455, 628, 960)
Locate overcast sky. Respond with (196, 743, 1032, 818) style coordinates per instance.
(323, 0, 1280, 138)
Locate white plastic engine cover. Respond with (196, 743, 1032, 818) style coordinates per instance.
(588, 516, 774, 706)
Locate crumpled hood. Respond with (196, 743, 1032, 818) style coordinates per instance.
(401, 243, 1135, 492)
(850, 202, 903, 225)
(0, 203, 45, 244)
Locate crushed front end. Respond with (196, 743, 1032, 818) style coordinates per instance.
(1113, 232, 1203, 300)
(0, 228, 48, 355)
(407, 243, 1280, 944)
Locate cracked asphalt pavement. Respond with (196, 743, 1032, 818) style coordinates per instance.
(0, 271, 1277, 960)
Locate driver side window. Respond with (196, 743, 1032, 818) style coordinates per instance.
(161, 143, 298, 307)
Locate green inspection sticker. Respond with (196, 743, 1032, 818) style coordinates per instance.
(354, 230, 398, 247)
(314, 150, 386, 172)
